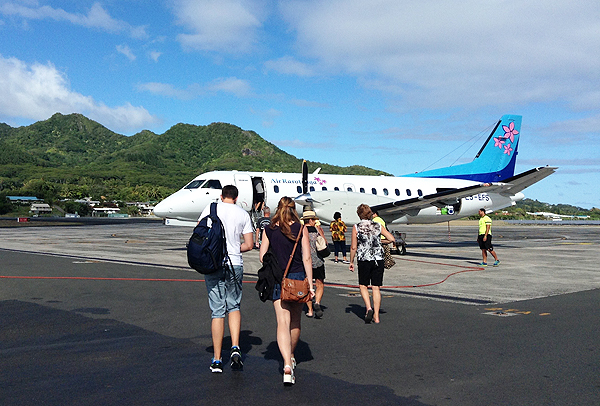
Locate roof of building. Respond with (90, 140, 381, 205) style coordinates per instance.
(7, 196, 41, 201)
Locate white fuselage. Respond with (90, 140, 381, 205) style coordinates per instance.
(153, 170, 523, 226)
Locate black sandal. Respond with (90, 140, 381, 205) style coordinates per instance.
(365, 309, 374, 323)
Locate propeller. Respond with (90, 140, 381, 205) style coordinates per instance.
(302, 160, 308, 194)
(295, 160, 314, 208)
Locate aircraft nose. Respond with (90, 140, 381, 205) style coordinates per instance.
(153, 198, 171, 218)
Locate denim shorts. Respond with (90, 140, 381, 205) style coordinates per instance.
(204, 265, 243, 319)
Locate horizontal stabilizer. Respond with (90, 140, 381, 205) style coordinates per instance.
(496, 166, 557, 195)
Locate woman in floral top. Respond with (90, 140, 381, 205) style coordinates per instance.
(329, 212, 349, 263)
(349, 204, 395, 324)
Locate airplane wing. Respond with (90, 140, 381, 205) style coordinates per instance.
(370, 166, 557, 218)
(370, 183, 499, 217)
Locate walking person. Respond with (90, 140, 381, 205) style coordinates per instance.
(254, 206, 271, 249)
(259, 197, 314, 385)
(330, 212, 349, 263)
(302, 210, 326, 319)
(197, 185, 254, 373)
(373, 210, 396, 266)
(477, 208, 500, 266)
(349, 204, 395, 324)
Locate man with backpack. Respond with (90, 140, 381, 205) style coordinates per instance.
(197, 185, 254, 373)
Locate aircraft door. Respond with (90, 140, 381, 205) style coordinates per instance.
(251, 177, 266, 209)
(233, 173, 253, 210)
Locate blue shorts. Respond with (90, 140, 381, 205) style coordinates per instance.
(204, 265, 243, 319)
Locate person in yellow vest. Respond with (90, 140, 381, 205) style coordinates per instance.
(372, 211, 395, 265)
(478, 208, 500, 266)
(371, 211, 386, 239)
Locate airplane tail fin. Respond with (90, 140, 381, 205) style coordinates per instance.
(404, 115, 521, 183)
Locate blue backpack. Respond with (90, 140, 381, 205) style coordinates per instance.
(187, 202, 231, 274)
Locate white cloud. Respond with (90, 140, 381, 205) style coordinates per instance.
(0, 1, 148, 39)
(137, 82, 201, 100)
(148, 50, 162, 62)
(279, 0, 600, 111)
(0, 55, 158, 133)
(116, 44, 136, 61)
(264, 56, 316, 77)
(171, 0, 265, 53)
(207, 77, 251, 96)
(138, 77, 251, 99)
(290, 98, 328, 108)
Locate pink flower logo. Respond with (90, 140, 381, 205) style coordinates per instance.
(502, 122, 519, 143)
(313, 177, 326, 185)
(503, 144, 513, 155)
(494, 137, 505, 149)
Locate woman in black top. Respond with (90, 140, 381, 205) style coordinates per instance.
(259, 197, 314, 385)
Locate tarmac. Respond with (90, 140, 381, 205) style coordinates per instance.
(0, 219, 598, 405)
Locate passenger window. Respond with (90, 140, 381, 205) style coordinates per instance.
(322, 187, 327, 191)
(334, 187, 339, 191)
(202, 180, 222, 189)
(347, 187, 353, 192)
(185, 179, 205, 189)
(383, 188, 389, 196)
(297, 186, 302, 194)
(418, 189, 423, 197)
(406, 189, 412, 197)
(371, 188, 377, 195)
(310, 186, 315, 192)
(360, 188, 365, 193)
(274, 185, 279, 193)
(395, 189, 400, 196)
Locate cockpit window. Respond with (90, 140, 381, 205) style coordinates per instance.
(185, 179, 205, 189)
(202, 180, 222, 189)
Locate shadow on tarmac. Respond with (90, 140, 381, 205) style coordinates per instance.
(1, 300, 432, 406)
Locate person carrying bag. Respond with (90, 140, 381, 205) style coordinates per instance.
(281, 224, 311, 303)
(258, 197, 314, 386)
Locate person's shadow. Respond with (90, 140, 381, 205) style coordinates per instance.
(345, 303, 365, 321)
(345, 303, 387, 321)
(262, 339, 313, 369)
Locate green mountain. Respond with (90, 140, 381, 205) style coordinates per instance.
(0, 113, 387, 202)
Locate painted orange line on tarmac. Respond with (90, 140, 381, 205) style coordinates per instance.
(0, 275, 264, 284)
(2, 256, 484, 290)
(383, 268, 485, 289)
(0, 275, 205, 282)
(325, 256, 485, 289)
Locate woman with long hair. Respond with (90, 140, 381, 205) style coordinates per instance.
(349, 204, 395, 324)
(259, 196, 314, 385)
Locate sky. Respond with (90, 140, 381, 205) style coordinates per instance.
(0, 0, 599, 209)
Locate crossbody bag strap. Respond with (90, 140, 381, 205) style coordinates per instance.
(282, 224, 304, 279)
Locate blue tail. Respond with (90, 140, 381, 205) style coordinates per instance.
(403, 115, 521, 183)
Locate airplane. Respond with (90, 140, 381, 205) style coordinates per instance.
(153, 114, 557, 228)
(526, 212, 589, 220)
